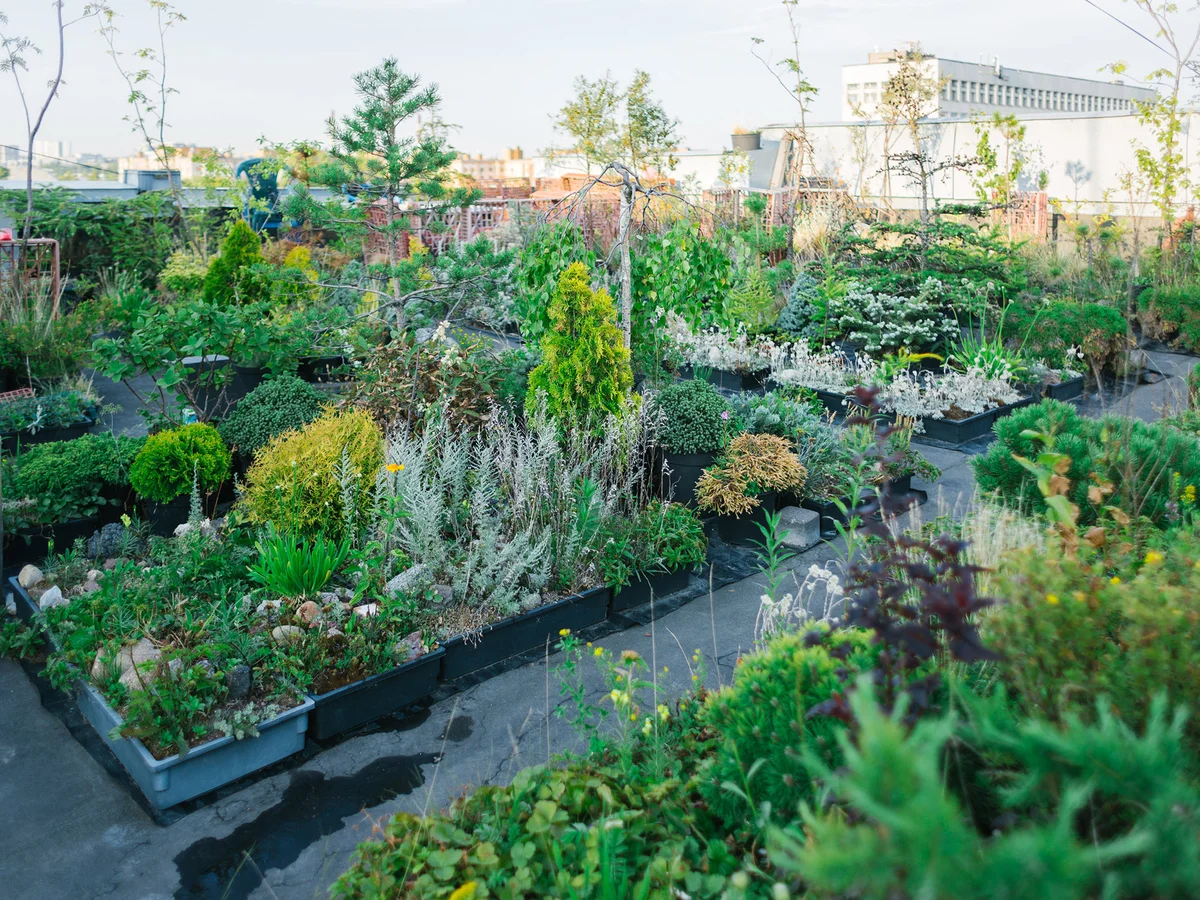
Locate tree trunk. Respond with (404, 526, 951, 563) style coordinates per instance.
(618, 179, 633, 349)
(385, 191, 404, 331)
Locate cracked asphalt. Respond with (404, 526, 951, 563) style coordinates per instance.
(1, 350, 1191, 900)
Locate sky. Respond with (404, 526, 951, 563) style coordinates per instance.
(0, 0, 1191, 163)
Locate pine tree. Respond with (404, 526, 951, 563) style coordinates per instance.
(525, 262, 633, 430)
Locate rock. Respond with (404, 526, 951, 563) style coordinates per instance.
(77, 580, 101, 596)
(88, 523, 136, 560)
(415, 325, 459, 348)
(384, 565, 431, 598)
(778, 506, 821, 552)
(4, 594, 15, 617)
(317, 591, 340, 606)
(352, 603, 378, 618)
(518, 593, 542, 613)
(90, 648, 117, 680)
(17, 565, 44, 589)
(226, 664, 251, 700)
(103, 557, 120, 571)
(174, 518, 215, 539)
(296, 600, 321, 625)
(86, 569, 104, 582)
(115, 638, 162, 690)
(255, 598, 283, 617)
(173, 522, 191, 538)
(393, 631, 423, 662)
(37, 585, 68, 610)
(270, 625, 304, 643)
(324, 627, 344, 639)
(432, 584, 455, 607)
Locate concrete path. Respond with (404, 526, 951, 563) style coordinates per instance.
(0, 355, 1188, 900)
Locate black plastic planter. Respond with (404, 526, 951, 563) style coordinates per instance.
(0, 421, 94, 454)
(297, 355, 352, 383)
(306, 647, 446, 740)
(145, 497, 192, 537)
(440, 587, 610, 681)
(917, 408, 999, 444)
(800, 476, 915, 535)
(1046, 376, 1085, 402)
(716, 492, 778, 545)
(680, 365, 769, 393)
(4, 516, 102, 568)
(660, 450, 718, 506)
(609, 567, 692, 613)
(813, 389, 859, 417)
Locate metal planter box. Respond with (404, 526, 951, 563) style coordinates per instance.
(8, 578, 313, 809)
(609, 567, 692, 613)
(306, 647, 446, 741)
(440, 587, 610, 681)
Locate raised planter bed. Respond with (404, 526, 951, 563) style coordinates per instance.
(680, 365, 769, 393)
(306, 647, 445, 740)
(716, 492, 778, 546)
(918, 407, 998, 444)
(609, 567, 692, 613)
(1045, 375, 1085, 402)
(0, 420, 94, 454)
(4, 516, 102, 568)
(660, 450, 718, 506)
(297, 355, 353, 384)
(798, 476, 922, 536)
(9, 578, 313, 809)
(439, 587, 610, 681)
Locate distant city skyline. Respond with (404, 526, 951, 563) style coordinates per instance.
(0, 0, 1190, 163)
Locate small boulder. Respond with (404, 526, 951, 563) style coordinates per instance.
(17, 565, 44, 590)
(270, 625, 304, 643)
(86, 569, 104, 582)
(4, 594, 15, 617)
(384, 565, 431, 598)
(77, 580, 102, 596)
(778, 506, 821, 552)
(393, 631, 424, 662)
(226, 664, 251, 701)
(432, 584, 455, 608)
(324, 627, 344, 639)
(296, 600, 321, 625)
(103, 558, 120, 571)
(255, 598, 283, 617)
(352, 603, 378, 618)
(38, 585, 68, 610)
(88, 523, 136, 560)
(115, 639, 162, 690)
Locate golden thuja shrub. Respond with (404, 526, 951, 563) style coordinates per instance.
(696, 433, 806, 516)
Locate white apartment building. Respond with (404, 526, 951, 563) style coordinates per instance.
(451, 147, 537, 183)
(842, 49, 1156, 121)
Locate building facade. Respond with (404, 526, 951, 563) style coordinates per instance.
(841, 49, 1156, 121)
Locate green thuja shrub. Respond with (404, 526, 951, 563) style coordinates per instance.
(219, 375, 324, 456)
(524, 262, 634, 430)
(701, 628, 881, 827)
(1142, 282, 1200, 351)
(653, 378, 735, 454)
(203, 219, 268, 305)
(1005, 299, 1127, 371)
(129, 423, 231, 503)
(972, 399, 1200, 527)
(243, 408, 383, 540)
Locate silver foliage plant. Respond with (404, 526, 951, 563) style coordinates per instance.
(377, 399, 660, 621)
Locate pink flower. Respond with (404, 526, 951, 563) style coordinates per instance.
(721, 410, 730, 420)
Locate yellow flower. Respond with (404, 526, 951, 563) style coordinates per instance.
(1184, 485, 1196, 504)
(593, 647, 604, 657)
(691, 674, 699, 682)
(609, 689, 621, 703)
(385, 463, 404, 473)
(448, 883, 477, 900)
(630, 713, 637, 722)
(120, 513, 132, 528)
(558, 628, 571, 637)
(657, 703, 669, 722)
(662, 666, 669, 674)
(1046, 593, 1060, 605)
(1110, 576, 1121, 585)
(1145, 551, 1164, 566)
(641, 718, 653, 736)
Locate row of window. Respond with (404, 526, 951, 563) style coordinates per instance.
(845, 80, 1137, 114)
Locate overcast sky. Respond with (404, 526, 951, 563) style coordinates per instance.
(0, 0, 1191, 162)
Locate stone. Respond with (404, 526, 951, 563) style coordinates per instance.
(778, 506, 821, 552)
(90, 649, 118, 681)
(115, 638, 162, 690)
(226, 664, 251, 700)
(4, 594, 15, 617)
(86, 569, 104, 582)
(317, 591, 340, 606)
(88, 523, 136, 560)
(17, 565, 44, 589)
(255, 598, 283, 617)
(384, 565, 431, 598)
(393, 631, 423, 662)
(324, 627, 344, 639)
(37, 585, 68, 610)
(352, 603, 378, 618)
(432, 584, 455, 607)
(270, 625, 304, 643)
(77, 580, 101, 596)
(296, 600, 321, 625)
(103, 557, 120, 571)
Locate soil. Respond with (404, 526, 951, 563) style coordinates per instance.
(942, 404, 974, 421)
(135, 692, 306, 761)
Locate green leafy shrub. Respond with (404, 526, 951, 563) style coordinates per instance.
(775, 272, 824, 337)
(158, 249, 208, 297)
(1142, 282, 1200, 351)
(730, 388, 822, 439)
(3, 433, 144, 527)
(987, 540, 1200, 751)
(129, 423, 231, 503)
(513, 222, 595, 345)
(972, 399, 1200, 527)
(1006, 299, 1128, 371)
(202, 219, 268, 305)
(598, 500, 707, 591)
(218, 375, 323, 456)
(0, 305, 97, 384)
(242, 408, 383, 540)
(249, 527, 352, 598)
(724, 265, 779, 334)
(525, 262, 634, 429)
(653, 378, 735, 454)
(702, 628, 880, 826)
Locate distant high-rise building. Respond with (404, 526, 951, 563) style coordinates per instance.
(34, 139, 73, 160)
(841, 47, 1157, 121)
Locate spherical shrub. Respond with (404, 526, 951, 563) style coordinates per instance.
(242, 408, 383, 540)
(219, 375, 323, 456)
(130, 423, 231, 503)
(653, 378, 735, 455)
(701, 627, 881, 827)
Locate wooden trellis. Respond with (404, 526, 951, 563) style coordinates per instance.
(0, 238, 61, 310)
